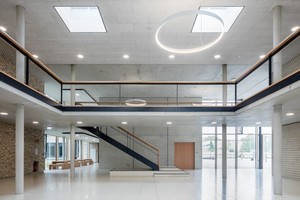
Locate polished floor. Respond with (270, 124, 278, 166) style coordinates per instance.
(0, 164, 300, 200)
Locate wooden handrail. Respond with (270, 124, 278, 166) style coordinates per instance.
(117, 127, 160, 152)
(0, 31, 63, 84)
(236, 28, 300, 83)
(63, 80, 235, 85)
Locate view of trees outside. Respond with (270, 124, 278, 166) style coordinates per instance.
(202, 127, 272, 169)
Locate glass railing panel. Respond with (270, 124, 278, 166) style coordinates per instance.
(28, 60, 61, 103)
(178, 85, 227, 106)
(121, 84, 177, 107)
(0, 37, 17, 78)
(237, 61, 269, 101)
(281, 36, 300, 79)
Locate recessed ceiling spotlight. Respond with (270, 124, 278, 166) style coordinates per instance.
(33, 121, 39, 124)
(259, 55, 265, 59)
(77, 54, 84, 59)
(231, 77, 236, 81)
(211, 121, 217, 124)
(256, 122, 261, 125)
(166, 122, 172, 125)
(0, 112, 8, 115)
(291, 26, 300, 32)
(47, 126, 52, 130)
(32, 54, 39, 59)
(75, 93, 80, 96)
(214, 55, 221, 59)
(77, 121, 83, 124)
(122, 122, 128, 125)
(286, 113, 294, 116)
(0, 26, 7, 32)
(169, 55, 175, 59)
(123, 54, 129, 59)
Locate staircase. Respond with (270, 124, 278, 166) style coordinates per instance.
(80, 126, 159, 170)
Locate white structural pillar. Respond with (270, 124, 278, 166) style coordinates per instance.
(70, 124, 75, 178)
(222, 124, 227, 178)
(215, 126, 218, 169)
(273, 5, 282, 83)
(15, 104, 24, 194)
(273, 104, 282, 195)
(16, 5, 25, 82)
(62, 137, 66, 160)
(235, 127, 238, 169)
(255, 127, 259, 169)
(199, 127, 202, 169)
(66, 138, 69, 160)
(70, 64, 76, 106)
(55, 136, 59, 161)
(222, 64, 227, 106)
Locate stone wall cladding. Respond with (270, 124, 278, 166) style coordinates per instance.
(0, 121, 45, 178)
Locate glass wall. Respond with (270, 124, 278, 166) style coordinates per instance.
(202, 126, 271, 169)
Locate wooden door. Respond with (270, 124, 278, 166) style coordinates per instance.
(174, 142, 195, 169)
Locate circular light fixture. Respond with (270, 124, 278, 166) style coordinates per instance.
(33, 121, 39, 124)
(47, 126, 52, 130)
(77, 54, 84, 59)
(166, 122, 172, 125)
(211, 121, 217, 125)
(291, 26, 300, 32)
(125, 99, 146, 106)
(286, 113, 294, 116)
(0, 112, 8, 115)
(256, 122, 262, 125)
(33, 54, 39, 59)
(77, 121, 83, 124)
(0, 26, 7, 32)
(214, 55, 221, 59)
(169, 55, 175, 59)
(123, 54, 129, 59)
(155, 10, 224, 54)
(75, 93, 80, 96)
(122, 122, 128, 125)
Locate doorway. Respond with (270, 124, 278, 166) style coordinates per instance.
(174, 142, 195, 169)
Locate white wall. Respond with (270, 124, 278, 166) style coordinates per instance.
(98, 126, 202, 169)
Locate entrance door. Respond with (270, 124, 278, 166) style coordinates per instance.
(174, 142, 195, 169)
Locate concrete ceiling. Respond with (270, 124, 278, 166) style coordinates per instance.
(1, 0, 300, 134)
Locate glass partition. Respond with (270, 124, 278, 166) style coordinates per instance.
(0, 37, 16, 78)
(237, 62, 269, 101)
(28, 60, 61, 103)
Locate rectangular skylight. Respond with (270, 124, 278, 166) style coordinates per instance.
(192, 7, 243, 33)
(54, 6, 107, 33)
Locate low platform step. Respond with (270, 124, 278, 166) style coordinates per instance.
(110, 167, 189, 177)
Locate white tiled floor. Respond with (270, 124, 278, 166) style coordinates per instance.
(0, 164, 300, 200)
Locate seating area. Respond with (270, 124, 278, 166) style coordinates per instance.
(49, 159, 93, 170)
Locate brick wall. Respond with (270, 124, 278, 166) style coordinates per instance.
(0, 121, 45, 178)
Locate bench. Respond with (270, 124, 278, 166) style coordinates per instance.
(49, 163, 63, 170)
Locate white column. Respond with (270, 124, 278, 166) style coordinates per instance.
(222, 124, 227, 178)
(62, 137, 66, 160)
(70, 124, 75, 177)
(255, 127, 259, 169)
(215, 126, 218, 169)
(273, 5, 282, 82)
(55, 136, 59, 161)
(16, 5, 25, 83)
(222, 64, 227, 106)
(70, 64, 76, 106)
(273, 104, 282, 195)
(235, 127, 238, 169)
(80, 140, 83, 159)
(15, 104, 24, 194)
(199, 127, 202, 169)
(66, 138, 69, 160)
